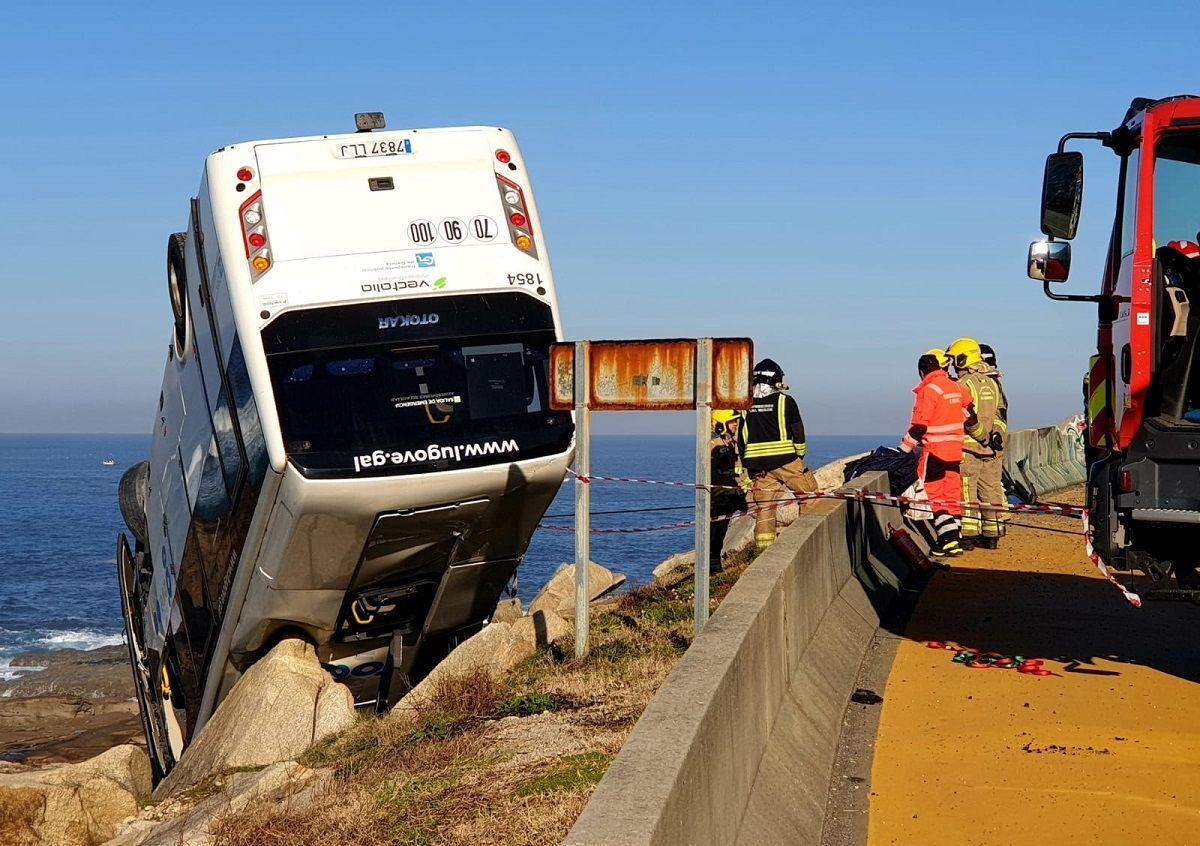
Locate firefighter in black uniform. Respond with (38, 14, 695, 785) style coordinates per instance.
(709, 409, 748, 571)
(738, 359, 817, 551)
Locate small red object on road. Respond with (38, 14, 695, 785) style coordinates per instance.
(926, 641, 947, 649)
(967, 661, 991, 669)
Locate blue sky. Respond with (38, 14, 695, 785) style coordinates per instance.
(0, 1, 1195, 435)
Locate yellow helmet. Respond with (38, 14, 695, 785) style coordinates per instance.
(923, 348, 951, 369)
(711, 409, 737, 426)
(947, 337, 983, 369)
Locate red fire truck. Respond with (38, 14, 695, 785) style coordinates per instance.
(1028, 95, 1200, 597)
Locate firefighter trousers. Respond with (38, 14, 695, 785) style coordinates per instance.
(749, 458, 817, 551)
(961, 451, 1007, 539)
(920, 452, 962, 547)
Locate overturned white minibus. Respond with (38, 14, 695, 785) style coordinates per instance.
(117, 114, 573, 778)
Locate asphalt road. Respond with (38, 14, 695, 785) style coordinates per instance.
(863, 487, 1200, 844)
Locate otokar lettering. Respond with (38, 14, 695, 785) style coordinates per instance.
(378, 313, 440, 329)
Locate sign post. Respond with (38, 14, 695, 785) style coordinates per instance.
(573, 341, 591, 660)
(550, 338, 752, 656)
(693, 339, 713, 635)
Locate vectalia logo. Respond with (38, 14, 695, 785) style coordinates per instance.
(378, 313, 440, 329)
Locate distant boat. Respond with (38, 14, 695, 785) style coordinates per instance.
(102, 458, 116, 467)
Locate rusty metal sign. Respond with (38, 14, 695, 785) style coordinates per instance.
(549, 338, 753, 411)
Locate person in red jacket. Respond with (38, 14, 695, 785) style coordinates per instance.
(899, 350, 971, 557)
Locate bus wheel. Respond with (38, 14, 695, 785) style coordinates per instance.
(118, 461, 150, 548)
(117, 533, 170, 781)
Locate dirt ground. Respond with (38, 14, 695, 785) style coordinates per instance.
(867, 486, 1200, 844)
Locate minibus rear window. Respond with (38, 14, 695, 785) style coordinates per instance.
(263, 294, 572, 477)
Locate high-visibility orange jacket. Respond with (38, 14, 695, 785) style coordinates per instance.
(901, 370, 970, 462)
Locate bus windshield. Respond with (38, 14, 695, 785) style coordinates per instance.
(263, 293, 573, 476)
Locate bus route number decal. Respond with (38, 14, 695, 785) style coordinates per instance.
(409, 220, 435, 245)
(440, 218, 465, 244)
(471, 216, 497, 242)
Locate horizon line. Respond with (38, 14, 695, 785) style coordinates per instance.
(0, 431, 895, 438)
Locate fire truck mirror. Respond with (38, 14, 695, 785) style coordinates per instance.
(1028, 238, 1071, 283)
(1040, 151, 1084, 240)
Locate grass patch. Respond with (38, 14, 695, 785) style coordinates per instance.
(514, 752, 613, 797)
(495, 692, 559, 717)
(178, 765, 268, 803)
(615, 580, 675, 615)
(410, 708, 467, 741)
(640, 599, 691, 626)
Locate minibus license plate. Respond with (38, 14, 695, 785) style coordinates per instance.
(333, 139, 413, 159)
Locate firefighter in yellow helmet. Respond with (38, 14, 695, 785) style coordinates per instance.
(924, 348, 952, 371)
(947, 337, 1009, 549)
(738, 359, 818, 552)
(709, 409, 748, 572)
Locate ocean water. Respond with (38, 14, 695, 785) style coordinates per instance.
(0, 433, 886, 673)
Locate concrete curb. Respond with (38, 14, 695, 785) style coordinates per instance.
(564, 471, 911, 846)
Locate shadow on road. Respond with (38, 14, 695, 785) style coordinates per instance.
(888, 563, 1200, 685)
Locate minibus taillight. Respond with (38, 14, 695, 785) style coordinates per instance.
(496, 174, 537, 259)
(239, 190, 273, 281)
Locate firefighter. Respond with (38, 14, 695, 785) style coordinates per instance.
(980, 343, 1009, 411)
(709, 410, 748, 572)
(948, 338, 1008, 550)
(899, 349, 967, 557)
(738, 359, 817, 552)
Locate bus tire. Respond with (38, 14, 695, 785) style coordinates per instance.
(167, 232, 189, 358)
(118, 461, 150, 547)
(117, 534, 170, 782)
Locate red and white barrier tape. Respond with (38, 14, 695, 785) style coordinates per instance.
(567, 468, 1084, 517)
(538, 520, 697, 534)
(1081, 511, 1142, 607)
(569, 467, 740, 492)
(554, 469, 1143, 607)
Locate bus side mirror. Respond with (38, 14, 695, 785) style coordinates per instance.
(1028, 239, 1071, 283)
(1040, 151, 1084, 240)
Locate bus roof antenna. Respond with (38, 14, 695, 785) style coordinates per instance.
(355, 112, 386, 133)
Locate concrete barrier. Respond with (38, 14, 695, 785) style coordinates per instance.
(1004, 423, 1085, 500)
(564, 472, 911, 846)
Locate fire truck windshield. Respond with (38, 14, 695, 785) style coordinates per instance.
(1155, 133, 1200, 247)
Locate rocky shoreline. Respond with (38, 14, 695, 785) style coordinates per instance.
(0, 645, 142, 766)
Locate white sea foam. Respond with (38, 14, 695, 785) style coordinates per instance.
(34, 630, 125, 650)
(0, 657, 44, 682)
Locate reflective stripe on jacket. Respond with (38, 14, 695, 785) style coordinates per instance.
(902, 370, 967, 462)
(959, 367, 1006, 455)
(739, 392, 806, 472)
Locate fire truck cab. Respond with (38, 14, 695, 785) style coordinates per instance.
(1029, 95, 1200, 595)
